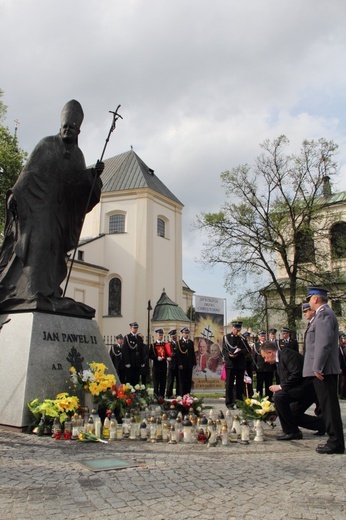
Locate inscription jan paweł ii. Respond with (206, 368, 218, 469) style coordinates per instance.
(43, 331, 98, 344)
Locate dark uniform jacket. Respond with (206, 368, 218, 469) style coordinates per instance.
(279, 337, 299, 352)
(122, 333, 144, 368)
(110, 343, 124, 372)
(176, 338, 196, 368)
(222, 333, 247, 370)
(166, 340, 179, 369)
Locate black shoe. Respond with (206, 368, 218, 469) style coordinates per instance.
(314, 429, 326, 436)
(316, 444, 344, 454)
(277, 431, 303, 441)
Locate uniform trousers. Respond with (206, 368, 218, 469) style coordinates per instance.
(225, 368, 245, 406)
(153, 369, 167, 398)
(256, 371, 274, 399)
(125, 367, 140, 386)
(179, 368, 193, 395)
(313, 375, 345, 452)
(166, 366, 179, 397)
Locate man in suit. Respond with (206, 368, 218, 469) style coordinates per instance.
(279, 327, 299, 352)
(260, 341, 325, 440)
(122, 322, 145, 386)
(303, 287, 345, 454)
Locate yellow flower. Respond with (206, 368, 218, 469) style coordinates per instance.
(245, 398, 252, 405)
(69, 366, 76, 373)
(89, 382, 100, 396)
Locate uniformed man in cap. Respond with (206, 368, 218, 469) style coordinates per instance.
(176, 327, 196, 395)
(222, 321, 247, 408)
(165, 329, 180, 397)
(268, 328, 279, 347)
(149, 329, 170, 398)
(302, 302, 315, 356)
(279, 327, 299, 352)
(252, 330, 275, 398)
(110, 334, 125, 383)
(303, 287, 345, 454)
(268, 328, 280, 383)
(122, 322, 144, 386)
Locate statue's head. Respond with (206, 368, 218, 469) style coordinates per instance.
(60, 100, 84, 143)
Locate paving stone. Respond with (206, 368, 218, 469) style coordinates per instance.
(0, 399, 345, 519)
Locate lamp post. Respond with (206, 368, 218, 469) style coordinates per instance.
(147, 300, 152, 346)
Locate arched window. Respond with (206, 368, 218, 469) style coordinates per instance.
(157, 217, 165, 238)
(330, 222, 346, 260)
(109, 214, 125, 234)
(295, 227, 315, 264)
(108, 278, 121, 316)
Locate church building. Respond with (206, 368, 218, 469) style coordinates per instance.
(64, 149, 192, 343)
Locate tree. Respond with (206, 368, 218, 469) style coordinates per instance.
(196, 135, 341, 330)
(186, 305, 195, 321)
(0, 89, 27, 235)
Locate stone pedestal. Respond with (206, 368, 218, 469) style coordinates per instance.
(0, 312, 118, 429)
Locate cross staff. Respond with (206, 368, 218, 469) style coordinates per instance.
(63, 106, 123, 297)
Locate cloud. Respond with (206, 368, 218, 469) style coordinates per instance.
(1, 0, 346, 318)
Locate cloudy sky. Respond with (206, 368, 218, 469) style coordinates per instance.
(1, 0, 346, 320)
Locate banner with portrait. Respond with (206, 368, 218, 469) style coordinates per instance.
(192, 296, 225, 390)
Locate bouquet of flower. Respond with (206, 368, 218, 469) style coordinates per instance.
(131, 384, 156, 409)
(167, 394, 204, 416)
(78, 431, 108, 443)
(70, 362, 116, 397)
(28, 393, 80, 425)
(236, 392, 276, 424)
(96, 382, 135, 418)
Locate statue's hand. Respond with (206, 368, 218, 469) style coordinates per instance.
(95, 160, 104, 176)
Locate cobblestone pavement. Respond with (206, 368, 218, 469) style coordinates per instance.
(1, 400, 345, 520)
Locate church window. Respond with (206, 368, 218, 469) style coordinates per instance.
(108, 278, 121, 316)
(330, 222, 346, 260)
(109, 214, 125, 234)
(157, 217, 165, 238)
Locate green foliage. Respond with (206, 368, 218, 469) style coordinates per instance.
(196, 135, 341, 328)
(0, 91, 27, 235)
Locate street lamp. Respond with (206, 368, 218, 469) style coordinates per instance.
(147, 300, 152, 345)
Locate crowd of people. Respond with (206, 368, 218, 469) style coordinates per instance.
(109, 323, 196, 398)
(222, 286, 345, 454)
(110, 286, 345, 455)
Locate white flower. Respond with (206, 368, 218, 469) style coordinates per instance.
(70, 373, 78, 383)
(141, 385, 146, 390)
(135, 384, 140, 390)
(197, 406, 202, 412)
(148, 388, 154, 396)
(130, 386, 135, 393)
(82, 370, 95, 382)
